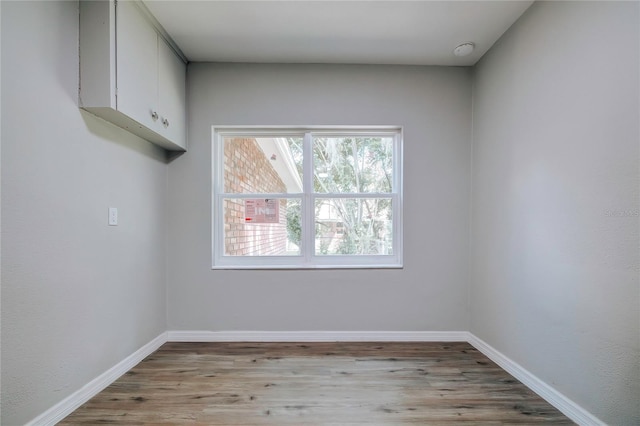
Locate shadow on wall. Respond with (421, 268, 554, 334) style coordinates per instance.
(80, 110, 169, 163)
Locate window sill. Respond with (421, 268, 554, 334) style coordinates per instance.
(211, 263, 403, 270)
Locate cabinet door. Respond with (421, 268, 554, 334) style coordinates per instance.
(116, 0, 158, 131)
(158, 37, 186, 148)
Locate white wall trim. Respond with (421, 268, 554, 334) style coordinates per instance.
(467, 333, 605, 426)
(25, 332, 168, 426)
(167, 330, 468, 342)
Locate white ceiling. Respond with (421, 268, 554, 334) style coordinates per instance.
(144, 1, 534, 66)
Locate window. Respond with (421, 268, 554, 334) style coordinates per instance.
(212, 127, 403, 269)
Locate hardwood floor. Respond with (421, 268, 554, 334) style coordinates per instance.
(60, 342, 573, 425)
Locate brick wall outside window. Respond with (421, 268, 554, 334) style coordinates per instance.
(223, 138, 289, 256)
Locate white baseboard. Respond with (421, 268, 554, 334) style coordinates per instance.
(26, 330, 602, 426)
(25, 332, 168, 426)
(467, 333, 604, 426)
(167, 330, 469, 342)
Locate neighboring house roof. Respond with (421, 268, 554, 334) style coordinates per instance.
(255, 138, 303, 193)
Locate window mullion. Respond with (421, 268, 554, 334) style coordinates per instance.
(212, 133, 223, 266)
(214, 193, 225, 264)
(394, 132, 403, 264)
(302, 132, 314, 263)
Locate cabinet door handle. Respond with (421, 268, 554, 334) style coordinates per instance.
(151, 111, 159, 121)
(162, 118, 169, 128)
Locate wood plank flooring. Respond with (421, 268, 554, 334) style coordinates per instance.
(59, 342, 573, 425)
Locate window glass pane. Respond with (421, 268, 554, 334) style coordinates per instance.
(223, 137, 303, 193)
(313, 136, 393, 193)
(315, 198, 393, 255)
(224, 198, 301, 256)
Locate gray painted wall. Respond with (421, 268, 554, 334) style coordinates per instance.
(3, 1, 637, 424)
(168, 63, 472, 331)
(1, 2, 168, 424)
(470, 1, 639, 424)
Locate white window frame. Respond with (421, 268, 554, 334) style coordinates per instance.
(212, 126, 403, 269)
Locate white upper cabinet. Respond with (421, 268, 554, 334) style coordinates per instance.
(79, 0, 187, 151)
(157, 37, 187, 147)
(115, 0, 159, 133)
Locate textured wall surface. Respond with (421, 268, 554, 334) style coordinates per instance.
(168, 63, 472, 332)
(1, 2, 168, 424)
(6, 1, 637, 424)
(470, 2, 639, 424)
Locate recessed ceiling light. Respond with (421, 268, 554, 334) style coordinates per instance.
(453, 42, 475, 57)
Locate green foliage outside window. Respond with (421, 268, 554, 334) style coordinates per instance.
(285, 136, 393, 255)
